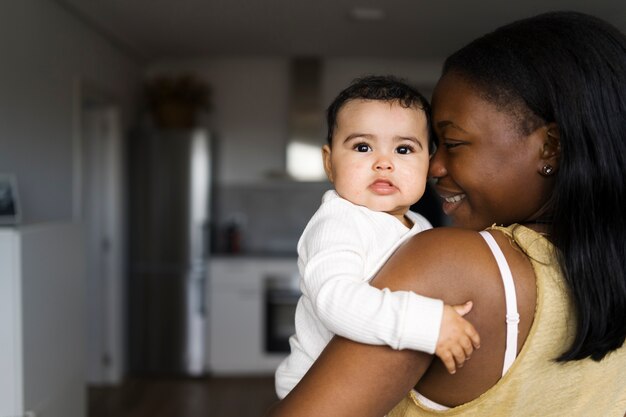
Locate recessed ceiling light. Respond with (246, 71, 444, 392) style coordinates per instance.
(348, 7, 386, 21)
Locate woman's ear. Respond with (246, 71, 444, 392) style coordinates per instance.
(539, 123, 561, 176)
(322, 144, 334, 183)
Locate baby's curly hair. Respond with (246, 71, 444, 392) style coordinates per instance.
(325, 75, 434, 154)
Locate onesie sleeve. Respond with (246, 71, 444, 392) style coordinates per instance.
(299, 200, 443, 353)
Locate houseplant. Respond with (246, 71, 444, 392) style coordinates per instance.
(145, 74, 211, 129)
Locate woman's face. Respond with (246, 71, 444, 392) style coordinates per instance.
(429, 73, 553, 230)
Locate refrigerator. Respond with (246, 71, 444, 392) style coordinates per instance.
(128, 127, 213, 376)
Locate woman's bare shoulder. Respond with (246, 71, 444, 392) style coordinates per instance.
(408, 226, 490, 251)
(406, 227, 494, 261)
(371, 227, 499, 301)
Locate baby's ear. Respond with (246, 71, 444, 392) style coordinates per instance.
(322, 145, 334, 183)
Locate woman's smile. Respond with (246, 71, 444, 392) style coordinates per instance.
(442, 194, 466, 215)
(435, 187, 467, 216)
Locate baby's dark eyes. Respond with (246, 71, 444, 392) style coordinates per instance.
(396, 145, 414, 155)
(351, 142, 419, 154)
(354, 143, 371, 152)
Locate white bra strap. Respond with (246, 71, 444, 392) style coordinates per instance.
(411, 390, 450, 411)
(479, 231, 519, 376)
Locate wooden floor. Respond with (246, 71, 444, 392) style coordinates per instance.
(88, 376, 278, 417)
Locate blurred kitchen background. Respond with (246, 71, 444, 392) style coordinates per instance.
(1, 1, 624, 416)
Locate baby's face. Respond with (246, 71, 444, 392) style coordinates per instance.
(322, 99, 430, 220)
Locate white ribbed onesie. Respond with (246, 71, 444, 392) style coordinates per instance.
(275, 190, 444, 399)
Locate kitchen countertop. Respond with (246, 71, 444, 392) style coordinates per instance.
(211, 251, 297, 259)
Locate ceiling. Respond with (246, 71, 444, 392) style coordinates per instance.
(56, 0, 626, 63)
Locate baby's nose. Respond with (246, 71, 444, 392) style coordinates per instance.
(374, 157, 393, 170)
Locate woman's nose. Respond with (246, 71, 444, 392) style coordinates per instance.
(428, 148, 447, 179)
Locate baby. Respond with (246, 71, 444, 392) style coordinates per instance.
(275, 75, 479, 399)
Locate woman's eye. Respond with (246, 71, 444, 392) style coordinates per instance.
(354, 143, 371, 152)
(396, 145, 413, 155)
(443, 141, 462, 149)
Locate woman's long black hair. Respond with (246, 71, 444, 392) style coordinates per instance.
(443, 11, 626, 361)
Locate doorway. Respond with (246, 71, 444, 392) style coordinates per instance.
(74, 80, 125, 384)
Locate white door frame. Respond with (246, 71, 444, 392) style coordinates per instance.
(73, 79, 125, 384)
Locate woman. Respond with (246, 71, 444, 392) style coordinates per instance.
(267, 11, 626, 416)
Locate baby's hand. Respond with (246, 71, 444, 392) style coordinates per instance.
(435, 301, 480, 374)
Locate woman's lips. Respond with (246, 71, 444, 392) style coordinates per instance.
(443, 194, 465, 203)
(369, 179, 396, 195)
(437, 190, 467, 215)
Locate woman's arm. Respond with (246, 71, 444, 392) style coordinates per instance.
(267, 229, 481, 416)
(266, 228, 529, 416)
(267, 336, 432, 417)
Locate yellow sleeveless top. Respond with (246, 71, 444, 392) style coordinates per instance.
(389, 224, 626, 417)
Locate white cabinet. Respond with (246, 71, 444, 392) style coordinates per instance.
(207, 257, 299, 375)
(0, 224, 85, 417)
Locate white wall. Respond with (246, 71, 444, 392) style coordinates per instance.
(148, 57, 443, 185)
(0, 229, 23, 415)
(0, 0, 141, 224)
(0, 0, 141, 412)
(22, 223, 84, 417)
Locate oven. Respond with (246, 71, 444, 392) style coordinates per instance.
(264, 275, 301, 353)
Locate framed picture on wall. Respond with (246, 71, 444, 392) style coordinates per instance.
(0, 173, 20, 225)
